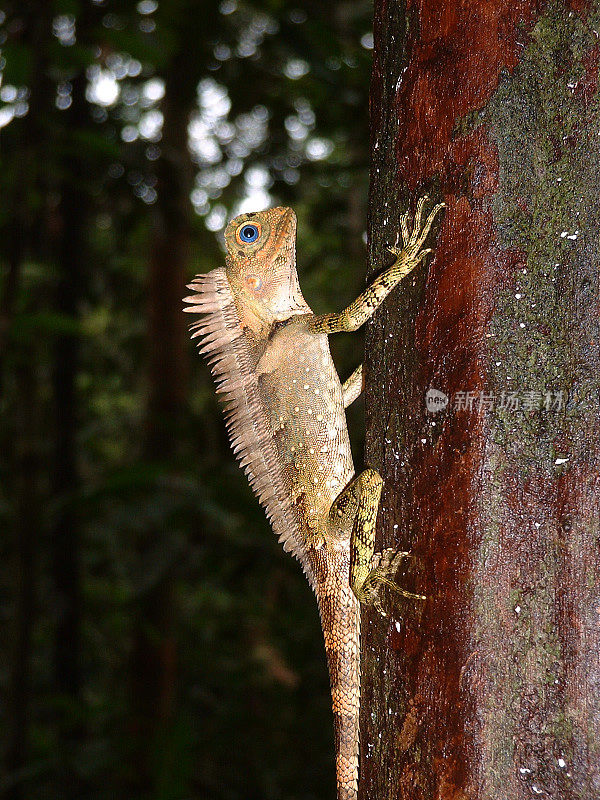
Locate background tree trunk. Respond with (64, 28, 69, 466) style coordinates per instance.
(51, 68, 89, 703)
(361, 2, 600, 799)
(127, 81, 191, 789)
(3, 6, 52, 797)
(127, 1, 213, 789)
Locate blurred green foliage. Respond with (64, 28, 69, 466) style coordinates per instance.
(0, 2, 373, 798)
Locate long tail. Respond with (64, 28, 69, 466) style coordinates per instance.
(316, 569, 361, 800)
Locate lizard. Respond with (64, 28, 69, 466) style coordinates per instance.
(183, 196, 444, 800)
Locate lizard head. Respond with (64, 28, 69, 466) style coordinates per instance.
(224, 206, 310, 333)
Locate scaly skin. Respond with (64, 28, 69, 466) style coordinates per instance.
(184, 198, 443, 800)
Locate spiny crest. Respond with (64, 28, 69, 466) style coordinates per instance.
(183, 267, 316, 588)
(222, 206, 310, 326)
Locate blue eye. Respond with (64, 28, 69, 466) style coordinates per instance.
(239, 223, 259, 243)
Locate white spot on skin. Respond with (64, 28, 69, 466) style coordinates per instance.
(558, 758, 566, 769)
(294, 406, 299, 412)
(307, 409, 312, 414)
(515, 605, 521, 614)
(555, 457, 569, 465)
(304, 384, 309, 389)
(317, 414, 323, 421)
(519, 768, 532, 775)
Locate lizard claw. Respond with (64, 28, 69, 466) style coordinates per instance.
(359, 548, 425, 617)
(385, 197, 445, 284)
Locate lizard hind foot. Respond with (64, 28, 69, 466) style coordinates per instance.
(355, 548, 425, 617)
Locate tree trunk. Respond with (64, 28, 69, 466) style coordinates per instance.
(361, 2, 600, 799)
(127, 94, 190, 794)
(51, 70, 89, 700)
(3, 6, 52, 797)
(0, 1, 51, 385)
(5, 362, 41, 800)
(127, 7, 197, 787)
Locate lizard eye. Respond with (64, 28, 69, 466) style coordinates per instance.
(237, 223, 260, 244)
(245, 274, 263, 292)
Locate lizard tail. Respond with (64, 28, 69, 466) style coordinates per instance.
(317, 572, 361, 800)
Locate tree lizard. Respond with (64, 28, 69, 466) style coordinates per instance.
(184, 196, 443, 800)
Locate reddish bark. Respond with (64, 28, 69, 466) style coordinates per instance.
(362, 2, 600, 799)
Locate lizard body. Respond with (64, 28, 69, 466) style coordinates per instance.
(184, 199, 443, 800)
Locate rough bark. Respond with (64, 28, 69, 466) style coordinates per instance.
(361, 2, 600, 799)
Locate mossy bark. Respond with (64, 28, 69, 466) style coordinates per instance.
(362, 2, 600, 799)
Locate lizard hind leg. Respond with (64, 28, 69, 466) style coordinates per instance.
(331, 468, 425, 616)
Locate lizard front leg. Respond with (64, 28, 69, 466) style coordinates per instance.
(342, 364, 362, 408)
(329, 469, 425, 615)
(310, 196, 444, 334)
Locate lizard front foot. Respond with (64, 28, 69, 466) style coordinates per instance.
(387, 195, 445, 278)
(354, 547, 425, 618)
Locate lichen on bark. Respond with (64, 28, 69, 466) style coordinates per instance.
(362, 1, 600, 799)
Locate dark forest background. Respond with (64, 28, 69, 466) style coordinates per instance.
(0, 2, 374, 798)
